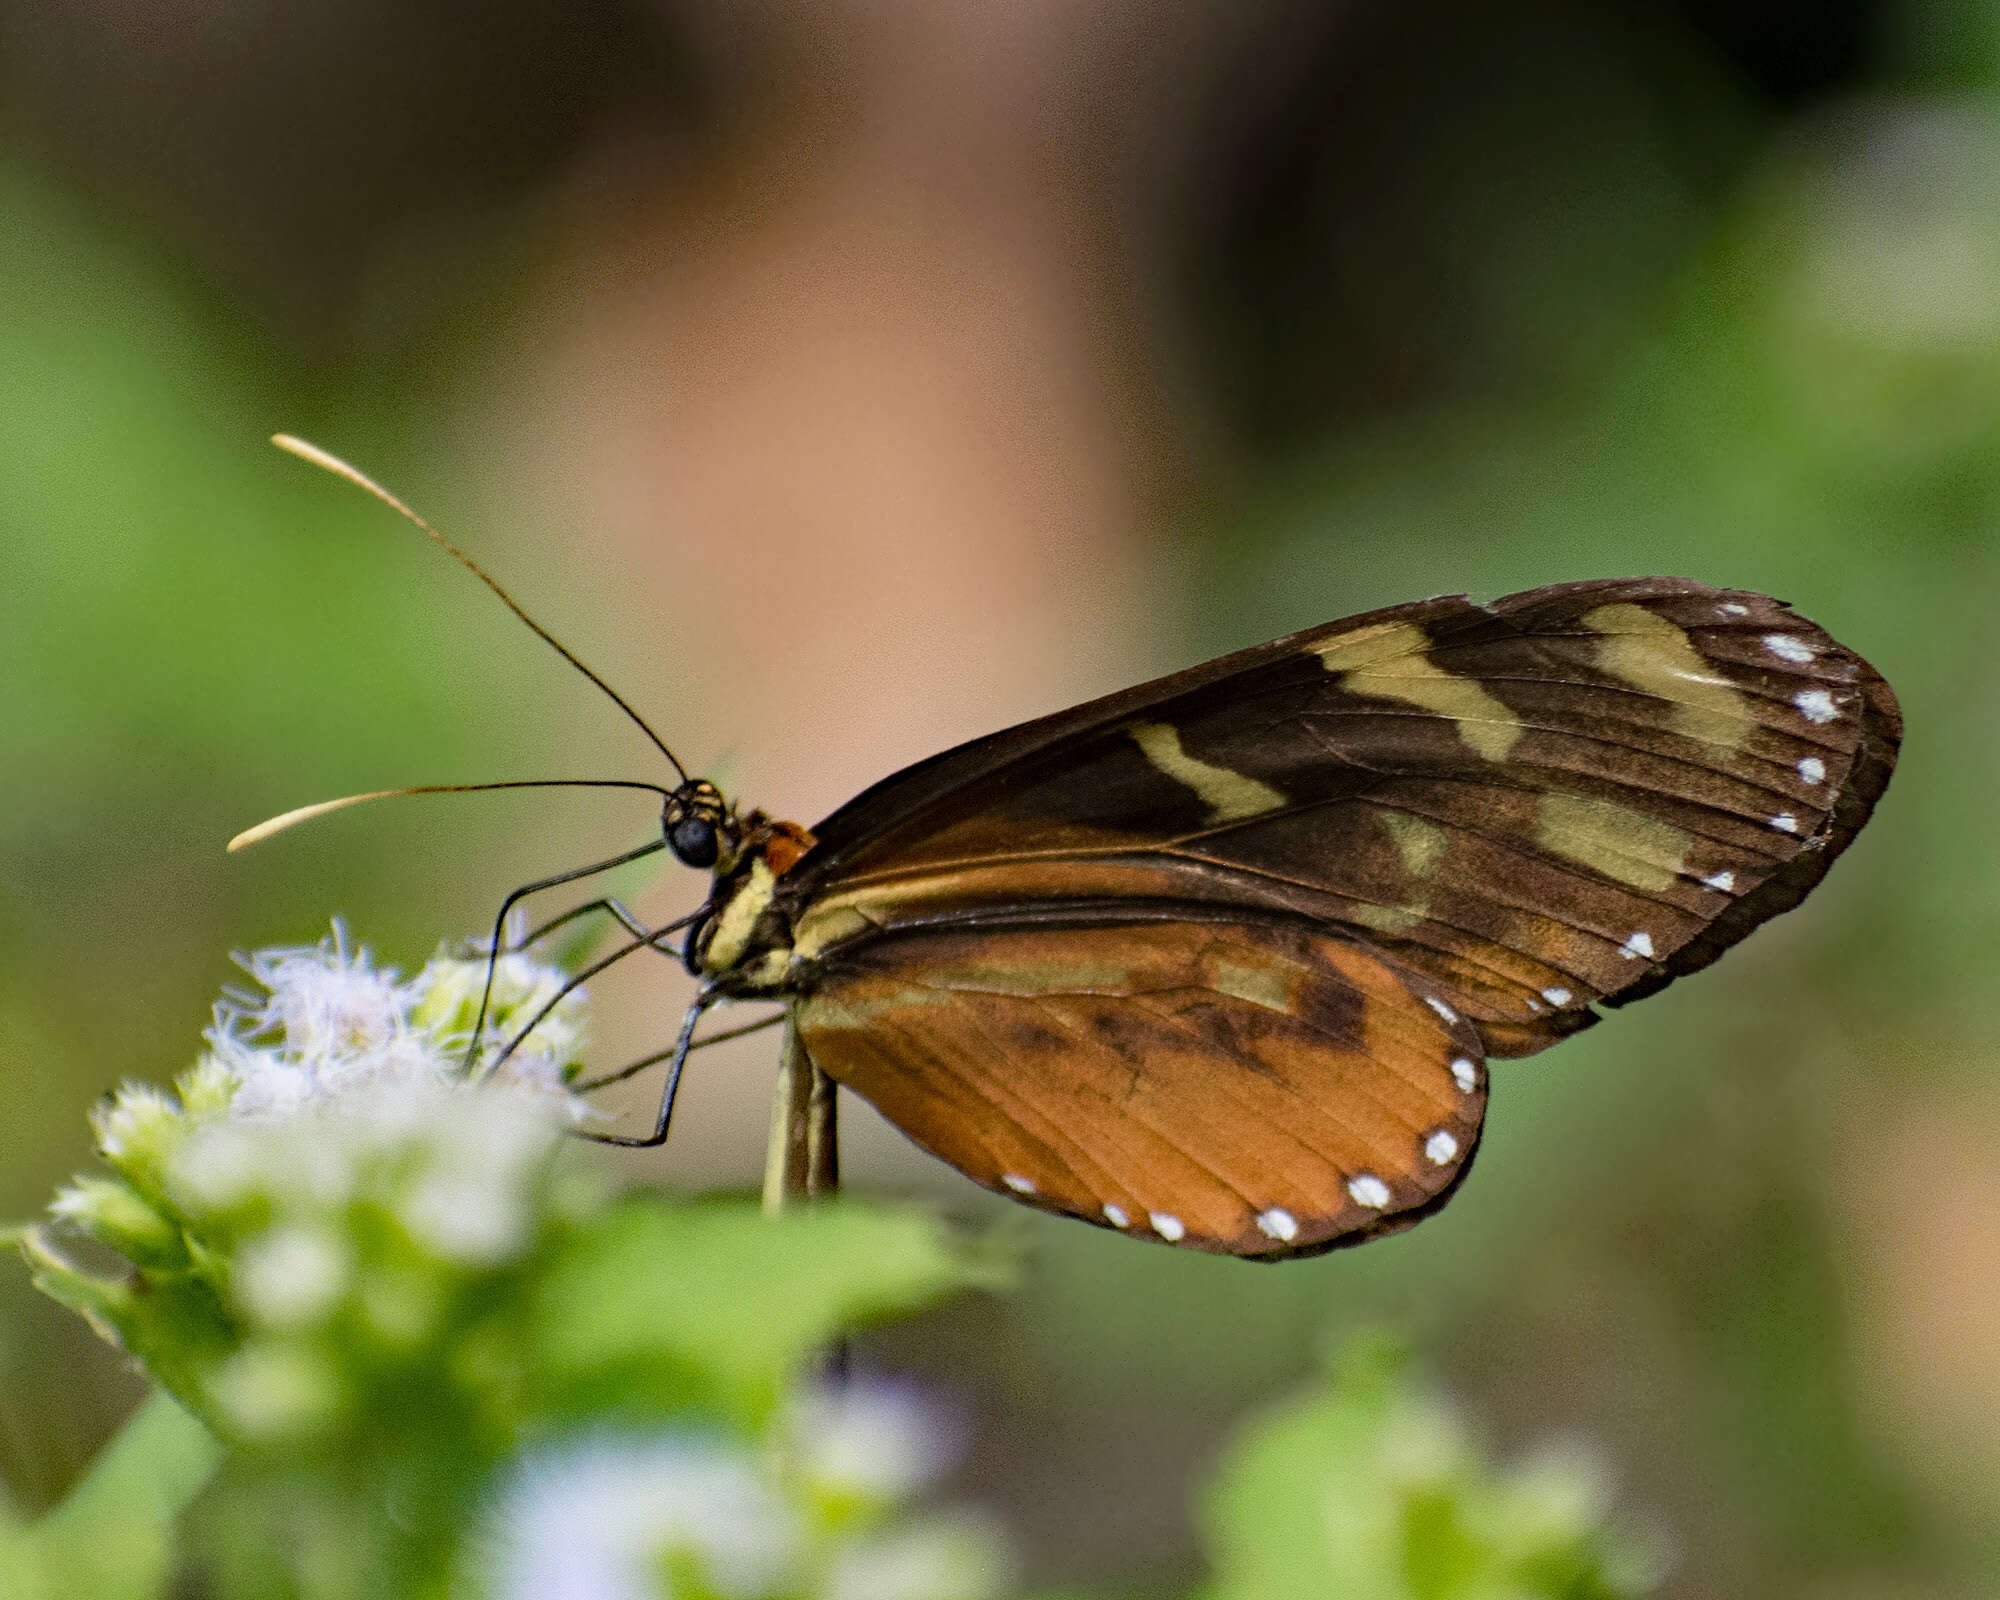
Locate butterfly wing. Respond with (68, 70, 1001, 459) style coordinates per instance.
(786, 579, 1900, 1059)
(793, 914, 1487, 1258)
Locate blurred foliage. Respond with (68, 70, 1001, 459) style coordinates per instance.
(0, 1390, 218, 1600)
(10, 936, 999, 1597)
(0, 157, 590, 1507)
(1201, 1337, 1655, 1600)
(8, 938, 1644, 1600)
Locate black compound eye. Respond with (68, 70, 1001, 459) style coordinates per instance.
(668, 814, 719, 869)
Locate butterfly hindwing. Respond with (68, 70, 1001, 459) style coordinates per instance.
(793, 915, 1487, 1259)
(785, 579, 1900, 1062)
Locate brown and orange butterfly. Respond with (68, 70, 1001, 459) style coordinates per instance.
(246, 439, 1900, 1260)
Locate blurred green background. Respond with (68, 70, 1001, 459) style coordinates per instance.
(2, 3, 1994, 1595)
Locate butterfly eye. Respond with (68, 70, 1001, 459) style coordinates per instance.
(668, 814, 719, 868)
(663, 780, 727, 868)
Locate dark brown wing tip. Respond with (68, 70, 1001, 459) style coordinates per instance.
(1489, 574, 1738, 616)
(1479, 1006, 1598, 1059)
(1605, 638, 1901, 1009)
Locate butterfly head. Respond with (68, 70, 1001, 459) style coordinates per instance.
(662, 779, 729, 869)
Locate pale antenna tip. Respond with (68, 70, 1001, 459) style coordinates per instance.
(271, 432, 329, 466)
(227, 791, 404, 853)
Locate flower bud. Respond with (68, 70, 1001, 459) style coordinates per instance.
(48, 1177, 185, 1267)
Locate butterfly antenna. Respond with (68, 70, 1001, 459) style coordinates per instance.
(271, 434, 691, 784)
(228, 779, 674, 852)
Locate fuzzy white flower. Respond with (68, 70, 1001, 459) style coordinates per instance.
(411, 946, 589, 1088)
(169, 1079, 567, 1272)
(209, 925, 455, 1115)
(399, 1169, 530, 1266)
(172, 1112, 358, 1215)
(207, 1340, 347, 1439)
(131, 924, 590, 1282)
(487, 1434, 803, 1600)
(197, 922, 589, 1119)
(786, 1379, 959, 1508)
(394, 1079, 578, 1262)
(233, 1224, 351, 1331)
(239, 929, 408, 1062)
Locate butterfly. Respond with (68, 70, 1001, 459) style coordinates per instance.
(664, 578, 1899, 1258)
(248, 443, 1900, 1261)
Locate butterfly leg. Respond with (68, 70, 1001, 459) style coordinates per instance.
(480, 907, 704, 1081)
(464, 841, 668, 1072)
(581, 987, 719, 1148)
(572, 1009, 785, 1092)
(514, 896, 663, 953)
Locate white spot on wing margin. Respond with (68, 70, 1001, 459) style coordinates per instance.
(1348, 1175, 1391, 1209)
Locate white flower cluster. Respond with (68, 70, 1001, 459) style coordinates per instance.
(487, 1382, 1009, 1600)
(188, 930, 593, 1436)
(25, 921, 1021, 1600)
(211, 921, 587, 1111)
(36, 924, 598, 1441)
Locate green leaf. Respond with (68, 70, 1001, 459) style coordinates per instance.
(1200, 1338, 1411, 1600)
(0, 1389, 221, 1600)
(1198, 1336, 1655, 1600)
(17, 1224, 237, 1423)
(533, 1195, 1003, 1424)
(16, 1224, 142, 1348)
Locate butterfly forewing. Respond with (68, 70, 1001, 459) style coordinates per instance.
(786, 579, 1900, 1064)
(794, 917, 1487, 1258)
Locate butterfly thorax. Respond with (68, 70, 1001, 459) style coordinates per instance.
(688, 808, 817, 993)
